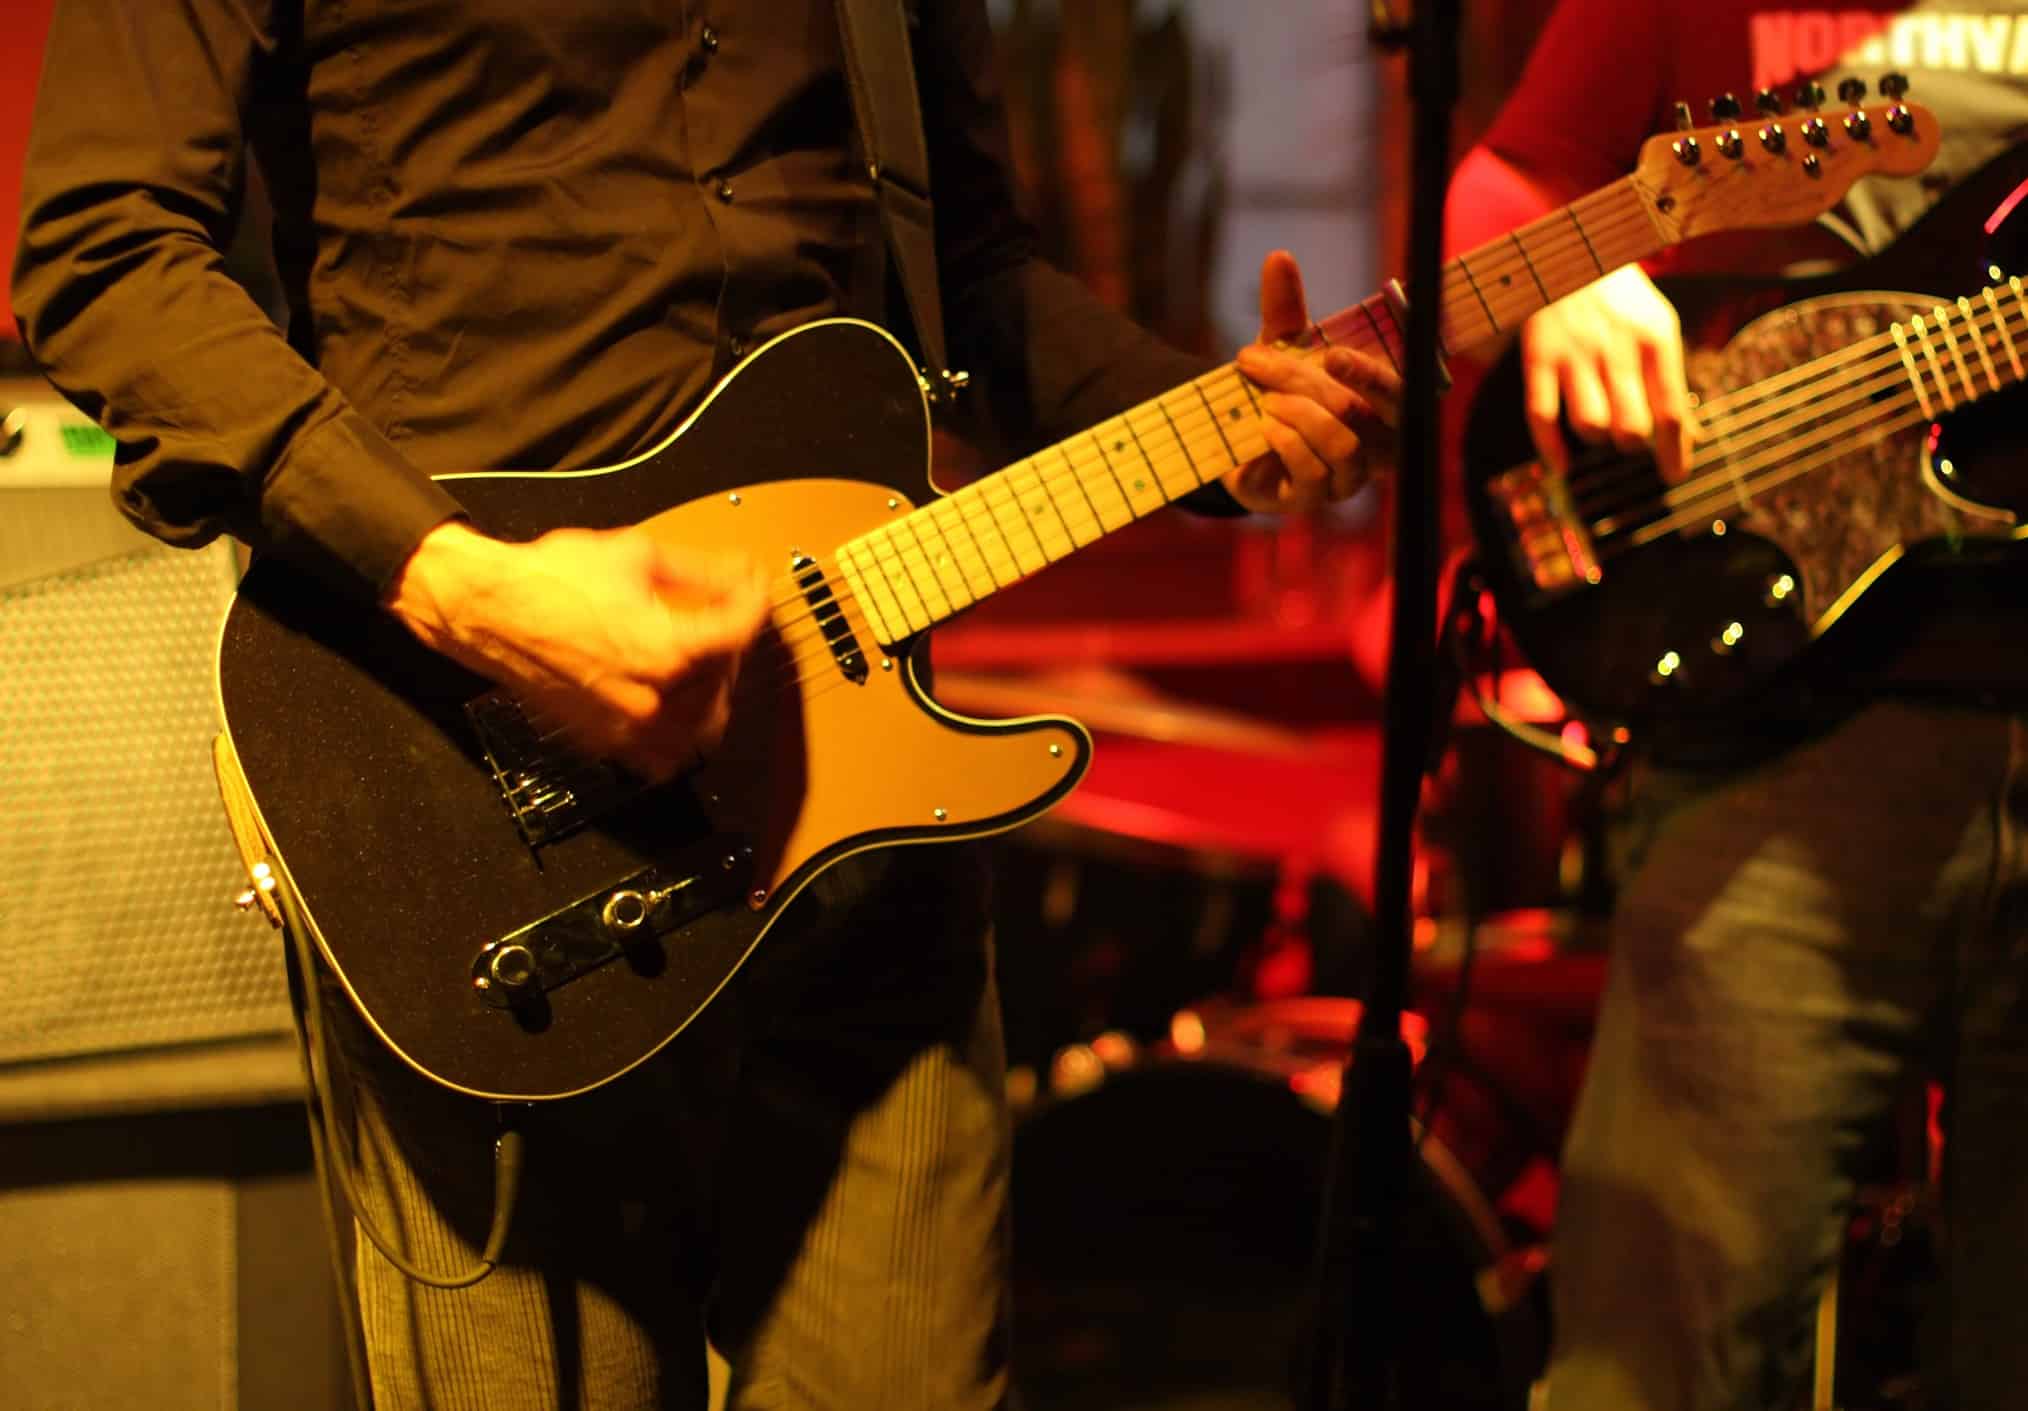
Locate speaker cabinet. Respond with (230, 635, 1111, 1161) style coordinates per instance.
(0, 377, 289, 1071)
(0, 379, 353, 1410)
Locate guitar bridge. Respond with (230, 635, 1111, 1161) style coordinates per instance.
(1485, 462, 1602, 596)
(466, 691, 645, 848)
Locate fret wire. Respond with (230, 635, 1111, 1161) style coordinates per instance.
(1155, 397, 1196, 487)
(1568, 206, 1605, 275)
(1117, 414, 1161, 523)
(1059, 443, 1108, 541)
(1022, 454, 1085, 550)
(1454, 251, 1501, 334)
(1510, 230, 1551, 303)
(1191, 381, 1241, 469)
(925, 496, 996, 596)
(994, 463, 1063, 566)
(968, 470, 1044, 574)
(868, 528, 935, 630)
(902, 507, 972, 611)
(936, 494, 1008, 590)
(1357, 299, 1403, 374)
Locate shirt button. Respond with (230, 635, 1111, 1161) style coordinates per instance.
(715, 178, 734, 203)
(701, 25, 720, 53)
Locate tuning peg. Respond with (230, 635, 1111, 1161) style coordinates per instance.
(1674, 100, 1694, 131)
(1879, 72, 1910, 100)
(1755, 88, 1786, 115)
(1797, 80, 1826, 109)
(1837, 77, 1867, 104)
(1710, 93, 1742, 121)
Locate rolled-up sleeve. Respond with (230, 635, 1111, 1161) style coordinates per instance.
(12, 0, 461, 596)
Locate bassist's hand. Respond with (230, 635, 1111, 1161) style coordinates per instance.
(1223, 250, 1402, 514)
(386, 521, 772, 780)
(1520, 263, 1697, 483)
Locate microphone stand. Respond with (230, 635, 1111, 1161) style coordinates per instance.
(1305, 0, 1460, 1406)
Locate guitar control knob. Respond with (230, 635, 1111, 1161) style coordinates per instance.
(1879, 72, 1910, 100)
(486, 943, 539, 992)
(601, 888, 653, 937)
(1797, 80, 1826, 109)
(1802, 116, 1830, 147)
(1837, 77, 1867, 104)
(1759, 123, 1787, 154)
(1755, 88, 1786, 115)
(1710, 92, 1742, 121)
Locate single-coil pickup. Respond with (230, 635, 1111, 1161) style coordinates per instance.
(793, 553, 868, 684)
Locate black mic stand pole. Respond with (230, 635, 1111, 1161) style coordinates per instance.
(1305, 0, 1461, 1406)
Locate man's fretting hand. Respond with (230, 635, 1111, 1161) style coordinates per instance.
(1222, 250, 1402, 514)
(386, 520, 772, 780)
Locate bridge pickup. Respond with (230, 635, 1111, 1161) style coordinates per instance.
(470, 841, 754, 1010)
(1485, 461, 1601, 598)
(792, 552, 869, 684)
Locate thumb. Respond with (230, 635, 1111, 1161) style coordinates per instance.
(1257, 250, 1310, 345)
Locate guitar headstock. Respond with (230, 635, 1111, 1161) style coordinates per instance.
(1633, 79, 1940, 242)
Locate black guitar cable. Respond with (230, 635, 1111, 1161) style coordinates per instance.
(276, 872, 528, 1290)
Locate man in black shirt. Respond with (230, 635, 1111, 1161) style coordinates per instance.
(13, 3, 1399, 1408)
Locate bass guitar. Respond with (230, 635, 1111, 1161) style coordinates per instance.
(1465, 142, 2028, 728)
(219, 98, 1936, 1099)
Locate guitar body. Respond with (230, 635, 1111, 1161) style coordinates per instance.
(1464, 149, 2028, 726)
(219, 320, 1089, 1100)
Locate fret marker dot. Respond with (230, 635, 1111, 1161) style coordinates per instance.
(1134, 479, 1146, 492)
(1114, 440, 1125, 452)
(1229, 408, 1242, 421)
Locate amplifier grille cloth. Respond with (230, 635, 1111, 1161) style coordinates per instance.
(0, 542, 291, 1065)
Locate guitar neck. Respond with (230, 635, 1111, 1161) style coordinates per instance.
(830, 178, 1666, 644)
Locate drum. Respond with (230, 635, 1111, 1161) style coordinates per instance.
(1011, 998, 1552, 1411)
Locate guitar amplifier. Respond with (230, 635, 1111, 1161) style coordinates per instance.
(0, 375, 292, 1070)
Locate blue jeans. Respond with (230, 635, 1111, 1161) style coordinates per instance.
(1548, 703, 2028, 1411)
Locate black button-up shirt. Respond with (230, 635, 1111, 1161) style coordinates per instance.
(15, 0, 1214, 595)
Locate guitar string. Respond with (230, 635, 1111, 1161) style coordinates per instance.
(749, 189, 1653, 629)
(513, 173, 1906, 771)
(503, 146, 1924, 774)
(1555, 296, 2025, 544)
(1573, 339, 2016, 552)
(1559, 320, 1938, 510)
(751, 197, 1662, 655)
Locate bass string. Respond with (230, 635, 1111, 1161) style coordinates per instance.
(1561, 301, 2027, 529)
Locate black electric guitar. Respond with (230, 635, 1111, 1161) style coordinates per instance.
(218, 100, 1937, 1100)
(1465, 142, 2028, 728)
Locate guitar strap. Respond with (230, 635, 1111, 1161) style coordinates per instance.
(833, 0, 959, 393)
